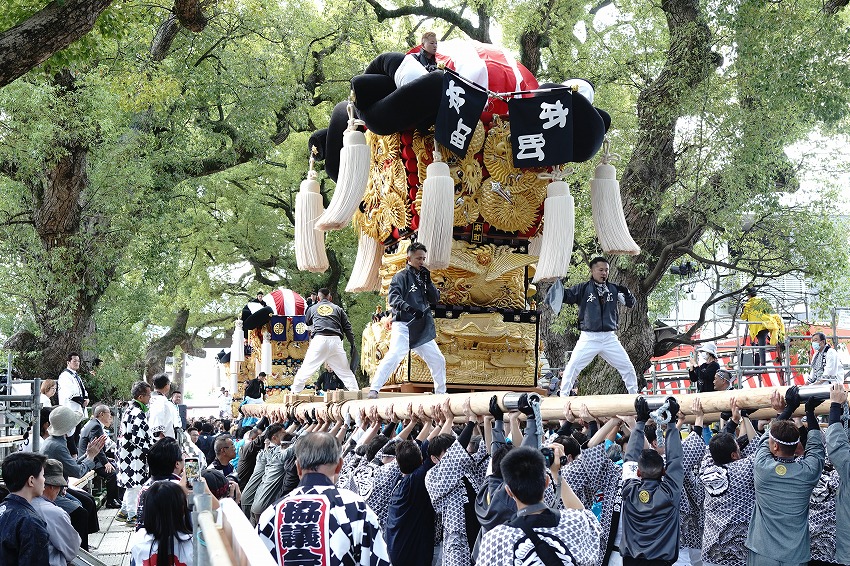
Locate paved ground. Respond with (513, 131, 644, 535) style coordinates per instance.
(89, 507, 134, 566)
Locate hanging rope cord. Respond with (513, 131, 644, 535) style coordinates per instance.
(529, 395, 544, 449)
(441, 66, 577, 103)
(650, 400, 673, 447)
(346, 97, 366, 132)
(536, 165, 573, 183)
(599, 137, 621, 166)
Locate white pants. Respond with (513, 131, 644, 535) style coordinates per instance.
(370, 322, 447, 394)
(121, 486, 141, 518)
(560, 331, 638, 395)
(291, 335, 359, 393)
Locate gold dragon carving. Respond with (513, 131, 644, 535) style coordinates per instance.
(379, 240, 536, 309)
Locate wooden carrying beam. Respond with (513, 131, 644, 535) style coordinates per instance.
(239, 385, 840, 422)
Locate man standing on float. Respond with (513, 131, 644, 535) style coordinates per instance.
(559, 257, 639, 396)
(290, 288, 360, 394)
(368, 242, 446, 398)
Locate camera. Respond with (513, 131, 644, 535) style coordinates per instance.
(541, 447, 568, 467)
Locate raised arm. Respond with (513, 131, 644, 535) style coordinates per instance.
(588, 417, 623, 448)
(625, 397, 651, 464)
(662, 397, 684, 495)
(826, 383, 850, 477)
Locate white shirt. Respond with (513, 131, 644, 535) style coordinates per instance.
(40, 394, 53, 408)
(808, 346, 842, 384)
(130, 530, 193, 566)
(148, 391, 179, 438)
(57, 368, 86, 415)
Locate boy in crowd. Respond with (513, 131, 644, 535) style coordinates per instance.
(478, 447, 600, 565)
(0, 452, 50, 565)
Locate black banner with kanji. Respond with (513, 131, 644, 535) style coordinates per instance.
(435, 72, 488, 158)
(507, 89, 573, 167)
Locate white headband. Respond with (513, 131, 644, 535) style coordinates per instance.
(769, 432, 798, 446)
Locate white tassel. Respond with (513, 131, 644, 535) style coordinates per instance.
(261, 330, 272, 375)
(417, 145, 454, 270)
(230, 319, 245, 363)
(590, 139, 640, 255)
(230, 318, 245, 393)
(295, 147, 330, 272)
(316, 99, 370, 231)
(533, 168, 575, 283)
(345, 230, 385, 293)
(527, 234, 543, 256)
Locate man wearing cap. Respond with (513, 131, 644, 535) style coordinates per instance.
(41, 406, 106, 479)
(31, 459, 82, 566)
(40, 405, 104, 547)
(746, 387, 825, 566)
(79, 404, 121, 508)
(713, 369, 736, 392)
(291, 288, 360, 394)
(688, 343, 721, 393)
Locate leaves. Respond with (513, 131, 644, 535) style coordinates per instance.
(1, 0, 850, 395)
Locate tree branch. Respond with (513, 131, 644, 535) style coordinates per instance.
(823, 0, 850, 15)
(0, 0, 114, 88)
(361, 0, 491, 42)
(173, 0, 208, 33)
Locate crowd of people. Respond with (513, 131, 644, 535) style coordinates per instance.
(228, 385, 850, 566)
(3, 354, 850, 566)
(0, 360, 247, 566)
(2, 246, 849, 565)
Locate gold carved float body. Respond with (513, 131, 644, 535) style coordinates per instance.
(357, 121, 545, 390)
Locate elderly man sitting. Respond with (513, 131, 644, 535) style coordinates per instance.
(31, 459, 82, 566)
(40, 405, 106, 549)
(79, 403, 121, 508)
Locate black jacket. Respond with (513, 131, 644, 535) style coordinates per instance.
(388, 265, 440, 348)
(563, 280, 635, 332)
(0, 494, 49, 566)
(690, 361, 720, 393)
(306, 299, 356, 343)
(78, 417, 109, 468)
(621, 420, 683, 563)
(244, 378, 265, 400)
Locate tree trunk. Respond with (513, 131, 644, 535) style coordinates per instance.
(519, 31, 542, 76)
(600, 0, 720, 393)
(15, 101, 109, 378)
(0, 0, 115, 88)
(517, 0, 557, 76)
(143, 307, 204, 380)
